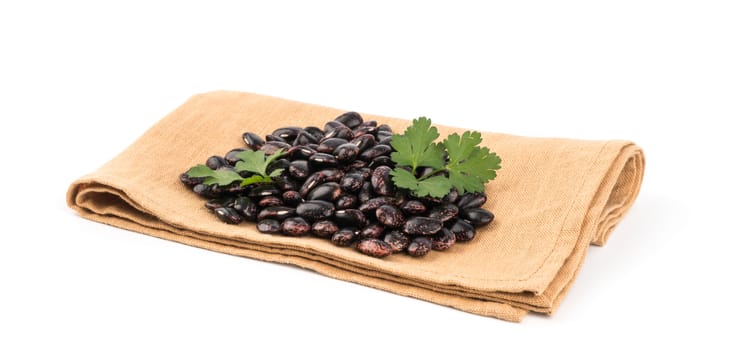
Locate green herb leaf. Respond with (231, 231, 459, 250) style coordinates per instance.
(186, 165, 245, 186)
(390, 168, 452, 198)
(186, 148, 286, 189)
(390, 117, 446, 171)
(441, 131, 502, 194)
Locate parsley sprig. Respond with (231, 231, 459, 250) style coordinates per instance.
(390, 117, 501, 197)
(186, 149, 285, 187)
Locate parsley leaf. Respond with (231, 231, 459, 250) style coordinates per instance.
(441, 131, 502, 194)
(186, 148, 285, 188)
(390, 117, 445, 171)
(389, 118, 502, 197)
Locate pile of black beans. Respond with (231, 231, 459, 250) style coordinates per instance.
(180, 112, 495, 258)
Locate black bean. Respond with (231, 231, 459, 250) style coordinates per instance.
(457, 192, 487, 209)
(407, 237, 432, 257)
(400, 200, 427, 215)
(324, 120, 346, 133)
(323, 126, 353, 140)
(358, 196, 400, 212)
(282, 190, 303, 207)
(271, 126, 302, 141)
(304, 126, 325, 140)
(368, 155, 395, 169)
(288, 159, 311, 180)
(331, 227, 359, 246)
(273, 175, 298, 191)
(333, 143, 360, 163)
(294, 130, 319, 146)
(428, 204, 459, 222)
(308, 152, 338, 168)
(361, 222, 385, 239)
(205, 155, 228, 169)
(375, 205, 405, 228)
(296, 200, 335, 221)
(192, 183, 218, 198)
(340, 173, 364, 193)
(376, 131, 393, 143)
(257, 219, 281, 233)
(179, 172, 203, 187)
(242, 132, 264, 150)
(258, 196, 284, 207)
(233, 196, 258, 221)
(266, 134, 287, 143)
(334, 209, 367, 228)
(316, 138, 347, 153)
(430, 228, 456, 251)
(371, 165, 395, 196)
(266, 158, 290, 175)
(449, 219, 476, 242)
(384, 231, 410, 252)
(214, 207, 242, 224)
(205, 196, 234, 210)
(260, 141, 291, 155)
(281, 217, 311, 236)
(224, 148, 247, 165)
(403, 216, 443, 235)
(360, 144, 392, 162)
(248, 184, 281, 198)
(335, 194, 359, 209)
(376, 124, 392, 134)
(442, 188, 459, 204)
(361, 120, 378, 127)
(306, 182, 342, 202)
(356, 239, 393, 258)
(352, 125, 377, 138)
(257, 206, 296, 221)
(334, 111, 363, 129)
(311, 220, 339, 238)
(350, 134, 376, 153)
(288, 145, 317, 160)
(460, 208, 495, 227)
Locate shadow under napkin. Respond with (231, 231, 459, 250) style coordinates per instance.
(67, 91, 644, 322)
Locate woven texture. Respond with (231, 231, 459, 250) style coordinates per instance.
(67, 91, 644, 322)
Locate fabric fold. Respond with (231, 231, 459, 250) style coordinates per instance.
(67, 91, 644, 322)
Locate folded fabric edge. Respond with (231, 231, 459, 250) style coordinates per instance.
(66, 180, 528, 322)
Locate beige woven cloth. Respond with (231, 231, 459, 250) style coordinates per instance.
(67, 91, 644, 322)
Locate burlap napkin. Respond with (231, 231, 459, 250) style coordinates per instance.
(67, 91, 644, 322)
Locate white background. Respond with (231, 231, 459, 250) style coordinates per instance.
(1, 1, 733, 348)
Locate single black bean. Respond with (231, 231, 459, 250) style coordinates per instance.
(311, 220, 339, 238)
(233, 196, 258, 221)
(274, 175, 298, 191)
(257, 219, 281, 233)
(352, 125, 376, 138)
(205, 155, 228, 169)
(442, 188, 459, 204)
(334, 209, 367, 228)
(457, 192, 487, 209)
(288, 145, 317, 160)
(257, 206, 296, 221)
(304, 126, 325, 140)
(323, 125, 353, 140)
(316, 138, 347, 153)
(281, 217, 311, 236)
(296, 200, 335, 221)
(358, 181, 374, 203)
(308, 152, 338, 168)
(334, 111, 363, 129)
(335, 194, 359, 209)
(430, 228, 456, 251)
(260, 141, 291, 155)
(403, 216, 443, 235)
(333, 143, 360, 163)
(371, 165, 395, 196)
(324, 120, 346, 133)
(407, 237, 432, 257)
(248, 184, 281, 198)
(192, 183, 218, 198)
(376, 124, 392, 134)
(383, 231, 410, 252)
(361, 120, 378, 127)
(306, 182, 342, 202)
(271, 126, 302, 141)
(352, 167, 372, 180)
(340, 173, 364, 193)
(242, 132, 264, 150)
(400, 200, 427, 215)
(368, 155, 394, 169)
(350, 134, 376, 153)
(214, 207, 242, 224)
(356, 239, 393, 258)
(288, 159, 310, 180)
(358, 196, 400, 213)
(376, 131, 393, 143)
(205, 196, 235, 210)
(449, 219, 476, 242)
(331, 227, 359, 246)
(361, 222, 385, 239)
(258, 196, 284, 207)
(266, 158, 290, 175)
(376, 205, 406, 228)
(266, 134, 287, 143)
(360, 144, 392, 162)
(294, 130, 319, 146)
(460, 208, 495, 227)
(282, 190, 303, 207)
(428, 204, 459, 222)
(224, 148, 247, 165)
